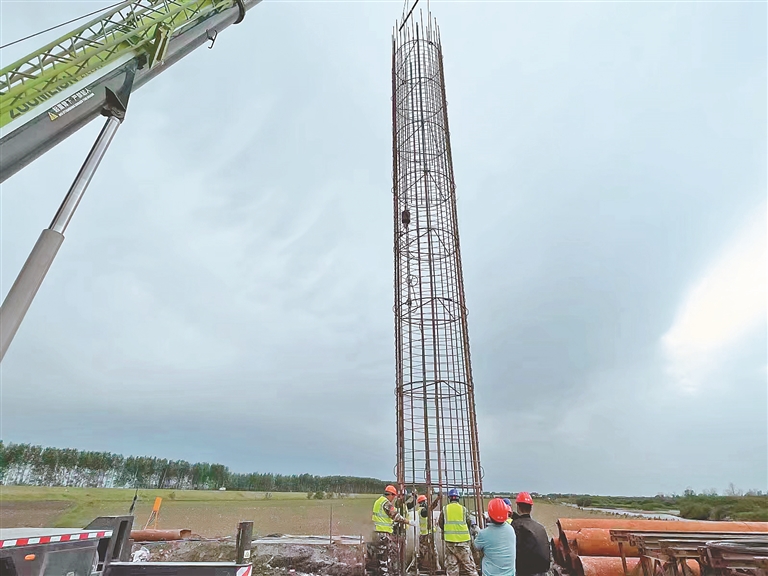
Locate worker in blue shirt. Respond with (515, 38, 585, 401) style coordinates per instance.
(474, 498, 517, 576)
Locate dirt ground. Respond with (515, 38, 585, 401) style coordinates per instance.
(135, 539, 364, 576)
(529, 501, 613, 537)
(0, 500, 73, 529)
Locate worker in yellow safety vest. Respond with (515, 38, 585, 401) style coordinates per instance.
(503, 498, 513, 524)
(416, 495, 441, 571)
(438, 488, 478, 576)
(371, 485, 416, 576)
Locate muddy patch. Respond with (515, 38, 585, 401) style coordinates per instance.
(0, 500, 72, 529)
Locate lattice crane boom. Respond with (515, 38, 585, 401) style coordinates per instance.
(0, 0, 260, 184)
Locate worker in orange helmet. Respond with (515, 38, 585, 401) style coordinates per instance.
(474, 498, 517, 576)
(371, 485, 417, 576)
(511, 493, 550, 576)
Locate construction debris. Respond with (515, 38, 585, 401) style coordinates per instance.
(131, 535, 365, 576)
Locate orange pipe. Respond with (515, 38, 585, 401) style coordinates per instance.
(551, 538, 563, 567)
(564, 529, 640, 557)
(575, 556, 700, 576)
(130, 529, 192, 541)
(575, 556, 640, 576)
(557, 532, 577, 569)
(557, 519, 768, 560)
(558, 519, 768, 532)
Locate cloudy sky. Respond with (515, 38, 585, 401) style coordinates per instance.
(1, 0, 765, 496)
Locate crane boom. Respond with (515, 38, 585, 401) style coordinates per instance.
(0, 0, 261, 183)
(0, 0, 263, 361)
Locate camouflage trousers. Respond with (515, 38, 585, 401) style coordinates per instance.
(418, 534, 440, 571)
(372, 532, 401, 576)
(445, 541, 478, 576)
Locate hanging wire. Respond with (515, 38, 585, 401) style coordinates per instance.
(398, 0, 421, 31)
(0, 0, 125, 50)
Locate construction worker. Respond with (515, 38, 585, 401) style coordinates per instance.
(416, 495, 440, 571)
(474, 498, 517, 576)
(372, 485, 416, 576)
(438, 488, 478, 576)
(511, 493, 551, 576)
(502, 499, 513, 524)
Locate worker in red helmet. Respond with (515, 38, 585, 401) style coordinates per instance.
(371, 485, 417, 576)
(511, 493, 550, 576)
(474, 498, 517, 576)
(416, 495, 440, 572)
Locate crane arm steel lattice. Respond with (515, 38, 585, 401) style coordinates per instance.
(392, 14, 484, 526)
(0, 0, 260, 183)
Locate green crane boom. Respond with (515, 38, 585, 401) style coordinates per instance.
(0, 0, 262, 361)
(0, 0, 261, 183)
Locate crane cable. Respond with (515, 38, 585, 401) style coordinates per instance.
(0, 0, 125, 51)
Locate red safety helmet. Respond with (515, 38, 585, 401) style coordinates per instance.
(384, 485, 398, 496)
(516, 492, 533, 505)
(417, 495, 427, 503)
(488, 498, 509, 523)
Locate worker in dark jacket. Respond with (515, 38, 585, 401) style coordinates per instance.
(511, 492, 551, 576)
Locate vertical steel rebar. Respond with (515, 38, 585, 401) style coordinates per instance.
(392, 11, 484, 554)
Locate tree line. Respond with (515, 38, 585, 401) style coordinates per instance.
(0, 442, 387, 494)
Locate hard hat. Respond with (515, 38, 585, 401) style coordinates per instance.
(417, 495, 427, 503)
(516, 492, 533, 505)
(487, 498, 509, 523)
(502, 498, 512, 507)
(385, 485, 398, 496)
(448, 488, 460, 499)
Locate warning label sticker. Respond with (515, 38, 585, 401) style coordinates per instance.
(48, 88, 95, 121)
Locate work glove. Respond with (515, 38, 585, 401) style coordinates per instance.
(409, 520, 419, 528)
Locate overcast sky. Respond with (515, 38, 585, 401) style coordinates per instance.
(1, 0, 765, 496)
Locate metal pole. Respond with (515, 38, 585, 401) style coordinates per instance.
(50, 115, 121, 233)
(0, 115, 122, 362)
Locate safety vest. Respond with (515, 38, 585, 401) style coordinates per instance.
(372, 496, 393, 533)
(442, 502, 470, 542)
(505, 518, 512, 525)
(419, 508, 433, 535)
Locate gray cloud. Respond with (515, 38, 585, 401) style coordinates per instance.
(1, 1, 765, 495)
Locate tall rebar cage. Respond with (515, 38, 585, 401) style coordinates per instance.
(392, 15, 483, 525)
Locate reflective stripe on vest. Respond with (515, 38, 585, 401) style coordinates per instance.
(443, 502, 470, 542)
(372, 496, 393, 533)
(419, 508, 433, 535)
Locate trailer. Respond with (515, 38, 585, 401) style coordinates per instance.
(0, 516, 252, 576)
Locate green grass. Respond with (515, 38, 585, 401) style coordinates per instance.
(0, 486, 380, 532)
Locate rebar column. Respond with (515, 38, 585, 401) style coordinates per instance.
(392, 14, 483, 528)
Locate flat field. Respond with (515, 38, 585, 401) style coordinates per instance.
(0, 487, 612, 538)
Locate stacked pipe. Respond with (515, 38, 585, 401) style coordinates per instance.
(553, 518, 768, 576)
